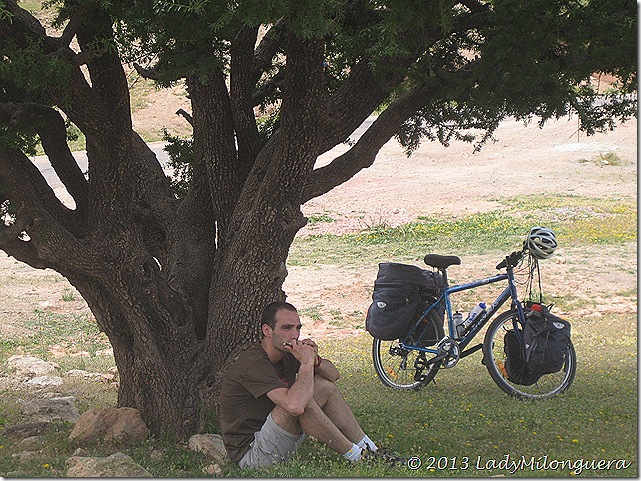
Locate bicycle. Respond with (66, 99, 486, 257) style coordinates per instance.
(371, 228, 577, 399)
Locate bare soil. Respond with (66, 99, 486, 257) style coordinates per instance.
(0, 93, 636, 344)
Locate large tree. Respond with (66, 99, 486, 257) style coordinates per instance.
(0, 0, 635, 436)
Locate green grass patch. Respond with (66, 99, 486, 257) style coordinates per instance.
(576, 151, 631, 167)
(290, 195, 636, 267)
(0, 313, 636, 477)
(307, 213, 336, 225)
(222, 326, 636, 477)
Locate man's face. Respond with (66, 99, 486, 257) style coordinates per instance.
(267, 308, 302, 351)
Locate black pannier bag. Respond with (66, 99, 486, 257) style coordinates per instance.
(503, 306, 571, 385)
(366, 263, 444, 341)
(503, 329, 543, 386)
(523, 307, 571, 375)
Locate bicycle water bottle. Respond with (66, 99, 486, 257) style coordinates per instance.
(452, 311, 464, 338)
(463, 302, 486, 330)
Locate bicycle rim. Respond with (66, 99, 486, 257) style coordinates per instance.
(372, 311, 443, 390)
(483, 309, 577, 399)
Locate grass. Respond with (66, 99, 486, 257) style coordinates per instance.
(577, 151, 631, 167)
(290, 194, 636, 267)
(0, 193, 637, 477)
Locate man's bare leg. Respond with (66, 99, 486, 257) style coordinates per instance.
(271, 402, 354, 456)
(311, 376, 366, 444)
(271, 377, 375, 460)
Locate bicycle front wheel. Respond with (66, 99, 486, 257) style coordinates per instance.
(483, 309, 577, 399)
(372, 310, 444, 390)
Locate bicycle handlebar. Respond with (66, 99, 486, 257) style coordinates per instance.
(496, 249, 525, 270)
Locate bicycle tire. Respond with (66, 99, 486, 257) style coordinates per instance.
(483, 308, 577, 399)
(372, 310, 444, 390)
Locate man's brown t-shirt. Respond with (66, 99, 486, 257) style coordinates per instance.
(219, 344, 300, 463)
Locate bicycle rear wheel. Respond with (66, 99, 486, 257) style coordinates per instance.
(483, 308, 576, 399)
(372, 310, 444, 390)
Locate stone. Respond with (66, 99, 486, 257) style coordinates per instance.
(69, 407, 149, 444)
(66, 452, 152, 477)
(22, 396, 80, 423)
(16, 435, 42, 450)
(202, 463, 223, 475)
(188, 433, 227, 463)
(25, 375, 64, 386)
(6, 355, 60, 380)
(66, 369, 112, 383)
(11, 450, 42, 463)
(2, 421, 55, 440)
(149, 449, 164, 460)
(72, 447, 88, 457)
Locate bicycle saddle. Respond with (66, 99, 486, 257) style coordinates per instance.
(423, 254, 461, 270)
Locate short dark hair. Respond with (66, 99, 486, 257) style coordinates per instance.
(261, 301, 298, 330)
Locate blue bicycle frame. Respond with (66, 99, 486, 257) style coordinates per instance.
(400, 267, 525, 355)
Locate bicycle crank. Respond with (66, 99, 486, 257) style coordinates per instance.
(436, 337, 461, 368)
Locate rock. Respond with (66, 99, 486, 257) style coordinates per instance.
(22, 396, 80, 423)
(72, 447, 88, 457)
(2, 421, 55, 440)
(66, 369, 113, 383)
(41, 391, 64, 398)
(6, 355, 60, 380)
(66, 452, 152, 477)
(149, 449, 163, 460)
(188, 434, 227, 463)
(16, 435, 42, 450)
(25, 375, 64, 387)
(69, 407, 149, 444)
(11, 450, 42, 462)
(203, 463, 223, 475)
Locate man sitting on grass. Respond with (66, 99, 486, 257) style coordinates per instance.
(219, 301, 379, 468)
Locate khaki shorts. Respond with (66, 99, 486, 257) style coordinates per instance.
(238, 413, 306, 469)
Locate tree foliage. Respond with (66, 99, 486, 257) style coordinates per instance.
(0, 0, 636, 436)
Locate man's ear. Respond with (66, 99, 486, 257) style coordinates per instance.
(261, 324, 271, 338)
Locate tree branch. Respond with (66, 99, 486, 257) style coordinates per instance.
(176, 108, 193, 125)
(230, 26, 262, 178)
(0, 149, 88, 269)
(253, 18, 288, 84)
(0, 102, 89, 220)
(187, 74, 241, 234)
(302, 85, 433, 202)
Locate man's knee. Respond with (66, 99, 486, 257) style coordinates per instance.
(271, 405, 304, 435)
(313, 375, 339, 406)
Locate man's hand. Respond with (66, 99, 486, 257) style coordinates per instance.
(284, 339, 317, 366)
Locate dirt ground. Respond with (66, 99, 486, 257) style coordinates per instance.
(288, 116, 637, 339)
(0, 94, 637, 344)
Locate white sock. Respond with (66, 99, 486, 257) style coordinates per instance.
(343, 443, 363, 462)
(357, 434, 378, 452)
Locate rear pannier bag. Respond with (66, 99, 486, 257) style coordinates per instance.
(366, 263, 443, 341)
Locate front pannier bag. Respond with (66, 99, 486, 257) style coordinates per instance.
(523, 307, 571, 375)
(366, 263, 443, 341)
(503, 329, 543, 386)
(503, 306, 572, 385)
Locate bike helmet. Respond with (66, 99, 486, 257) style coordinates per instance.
(525, 226, 557, 259)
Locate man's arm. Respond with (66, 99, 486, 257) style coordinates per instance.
(266, 344, 316, 416)
(300, 338, 340, 382)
